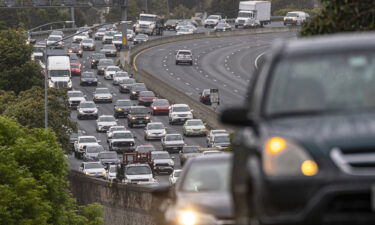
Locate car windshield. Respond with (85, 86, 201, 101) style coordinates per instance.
(109, 127, 126, 132)
(286, 13, 299, 17)
(152, 153, 171, 159)
(49, 70, 70, 77)
(71, 44, 80, 49)
(116, 100, 131, 106)
(103, 45, 116, 50)
(113, 132, 132, 139)
(137, 146, 155, 152)
(208, 15, 220, 19)
(187, 120, 203, 126)
(179, 51, 191, 55)
(79, 137, 97, 143)
(153, 99, 169, 106)
(99, 153, 118, 159)
(116, 72, 128, 77)
(140, 91, 155, 97)
(214, 136, 230, 143)
(98, 60, 113, 66)
(135, 83, 146, 88)
(48, 36, 61, 41)
(71, 64, 80, 69)
(107, 67, 120, 71)
(265, 52, 375, 116)
(104, 31, 114, 36)
(183, 146, 199, 153)
(80, 102, 95, 108)
(68, 92, 83, 97)
(212, 130, 227, 135)
(97, 28, 106, 32)
(131, 108, 148, 114)
(113, 36, 122, 41)
(148, 123, 164, 129)
(86, 146, 102, 153)
(133, 86, 147, 92)
(99, 116, 115, 122)
(181, 158, 230, 192)
(96, 89, 110, 94)
(127, 29, 134, 34)
(166, 135, 182, 141)
(139, 15, 156, 21)
(121, 79, 135, 84)
(85, 163, 103, 169)
(82, 72, 95, 78)
(126, 166, 152, 175)
(173, 106, 190, 112)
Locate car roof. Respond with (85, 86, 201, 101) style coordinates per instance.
(126, 163, 150, 167)
(186, 119, 202, 122)
(83, 161, 102, 165)
(68, 90, 82, 93)
(79, 136, 96, 139)
(99, 151, 116, 154)
(99, 115, 114, 118)
(152, 151, 169, 154)
(213, 133, 230, 137)
(112, 130, 131, 134)
(171, 104, 189, 107)
(281, 32, 375, 58)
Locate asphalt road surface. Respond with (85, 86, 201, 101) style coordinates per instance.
(135, 31, 297, 111)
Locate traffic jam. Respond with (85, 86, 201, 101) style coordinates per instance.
(39, 24, 231, 187)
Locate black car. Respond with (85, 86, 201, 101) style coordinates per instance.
(221, 33, 375, 225)
(199, 89, 211, 105)
(127, 106, 151, 128)
(155, 153, 234, 225)
(164, 19, 179, 31)
(80, 72, 98, 86)
(90, 53, 106, 69)
(114, 99, 132, 118)
(119, 78, 136, 93)
(129, 83, 147, 100)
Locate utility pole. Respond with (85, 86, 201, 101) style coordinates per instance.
(70, 7, 76, 28)
(121, 0, 128, 49)
(145, 0, 148, 13)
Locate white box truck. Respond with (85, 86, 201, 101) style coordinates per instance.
(235, 1, 271, 28)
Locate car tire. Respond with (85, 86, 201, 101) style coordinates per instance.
(189, 61, 193, 66)
(175, 61, 178, 65)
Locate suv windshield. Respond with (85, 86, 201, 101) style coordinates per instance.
(265, 52, 375, 116)
(98, 60, 113, 66)
(85, 163, 103, 169)
(86, 146, 103, 153)
(187, 120, 203, 126)
(148, 123, 164, 129)
(181, 159, 230, 192)
(139, 16, 156, 22)
(152, 153, 170, 159)
(82, 72, 95, 78)
(113, 132, 132, 139)
(173, 106, 190, 112)
(130, 108, 148, 114)
(99, 116, 115, 122)
(68, 92, 83, 97)
(214, 135, 230, 143)
(79, 137, 96, 143)
(166, 135, 182, 141)
(80, 102, 95, 108)
(126, 166, 152, 175)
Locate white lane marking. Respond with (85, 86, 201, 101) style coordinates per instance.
(255, 52, 266, 70)
(163, 64, 167, 67)
(196, 67, 199, 69)
(234, 90, 238, 93)
(195, 87, 200, 90)
(185, 83, 190, 86)
(170, 72, 174, 75)
(166, 68, 169, 71)
(227, 67, 230, 70)
(199, 70, 203, 73)
(205, 75, 209, 77)
(177, 77, 181, 80)
(223, 84, 227, 87)
(213, 79, 217, 82)
(185, 92, 193, 95)
(163, 60, 166, 63)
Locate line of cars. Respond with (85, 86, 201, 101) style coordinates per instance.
(57, 26, 232, 187)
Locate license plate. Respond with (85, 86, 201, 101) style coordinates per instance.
(173, 147, 178, 150)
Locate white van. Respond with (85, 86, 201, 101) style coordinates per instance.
(283, 11, 310, 26)
(47, 56, 73, 89)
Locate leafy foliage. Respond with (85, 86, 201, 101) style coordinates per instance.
(301, 0, 375, 36)
(0, 116, 103, 225)
(0, 29, 43, 93)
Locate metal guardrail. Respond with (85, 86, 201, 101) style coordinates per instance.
(30, 28, 79, 37)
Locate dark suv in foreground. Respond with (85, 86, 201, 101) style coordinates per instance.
(221, 33, 375, 225)
(127, 106, 151, 128)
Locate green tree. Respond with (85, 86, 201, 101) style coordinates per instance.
(3, 87, 76, 152)
(0, 29, 43, 94)
(0, 116, 103, 225)
(301, 0, 375, 36)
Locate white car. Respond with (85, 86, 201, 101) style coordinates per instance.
(73, 32, 88, 43)
(104, 66, 121, 80)
(161, 134, 185, 153)
(81, 38, 95, 51)
(204, 15, 222, 28)
(112, 34, 123, 49)
(123, 164, 157, 185)
(102, 31, 115, 44)
(94, 28, 106, 40)
(67, 90, 86, 109)
(144, 122, 167, 140)
(169, 169, 182, 185)
(108, 130, 136, 153)
(96, 115, 118, 133)
(74, 136, 100, 156)
(175, 49, 193, 65)
(176, 27, 194, 36)
(80, 162, 106, 178)
(182, 119, 207, 136)
(113, 71, 129, 85)
(105, 165, 117, 181)
(127, 29, 135, 41)
(206, 129, 229, 145)
(284, 11, 310, 26)
(46, 35, 63, 48)
(106, 125, 127, 141)
(168, 104, 193, 125)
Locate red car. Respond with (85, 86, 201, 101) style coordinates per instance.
(150, 99, 170, 115)
(138, 91, 157, 106)
(71, 62, 81, 76)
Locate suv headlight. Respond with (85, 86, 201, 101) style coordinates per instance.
(68, 80, 72, 88)
(175, 209, 218, 225)
(263, 137, 318, 177)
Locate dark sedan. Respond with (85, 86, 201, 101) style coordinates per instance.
(90, 53, 106, 69)
(129, 84, 147, 100)
(119, 78, 136, 93)
(114, 99, 132, 118)
(80, 72, 98, 86)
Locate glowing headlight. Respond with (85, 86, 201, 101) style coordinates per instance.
(176, 209, 218, 225)
(68, 81, 72, 88)
(263, 137, 318, 177)
(145, 116, 150, 120)
(78, 109, 84, 113)
(131, 117, 136, 120)
(48, 83, 54, 88)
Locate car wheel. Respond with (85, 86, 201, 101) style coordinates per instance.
(175, 61, 178, 65)
(189, 61, 193, 66)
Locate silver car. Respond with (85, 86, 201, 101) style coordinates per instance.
(81, 38, 95, 50)
(80, 162, 106, 178)
(83, 145, 104, 162)
(161, 134, 185, 153)
(106, 125, 127, 142)
(144, 122, 167, 140)
(104, 66, 121, 80)
(67, 90, 86, 109)
(93, 88, 113, 103)
(113, 71, 129, 85)
(108, 130, 136, 153)
(96, 115, 118, 132)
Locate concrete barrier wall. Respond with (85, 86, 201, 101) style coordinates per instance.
(68, 170, 163, 225)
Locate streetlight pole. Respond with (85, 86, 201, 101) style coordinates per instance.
(121, 0, 128, 50)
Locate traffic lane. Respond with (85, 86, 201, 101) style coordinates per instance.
(68, 39, 207, 175)
(136, 32, 296, 110)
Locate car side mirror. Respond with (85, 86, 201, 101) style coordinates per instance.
(116, 119, 119, 122)
(171, 156, 175, 159)
(191, 109, 194, 112)
(96, 105, 100, 108)
(220, 107, 255, 127)
(98, 140, 101, 143)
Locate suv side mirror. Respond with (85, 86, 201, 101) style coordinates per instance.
(220, 107, 254, 127)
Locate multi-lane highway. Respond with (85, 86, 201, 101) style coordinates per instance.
(135, 31, 297, 110)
